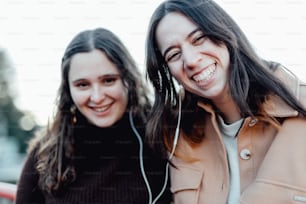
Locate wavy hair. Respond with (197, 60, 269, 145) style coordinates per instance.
(28, 28, 151, 193)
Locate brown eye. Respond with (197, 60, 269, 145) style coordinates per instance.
(74, 81, 89, 89)
(101, 74, 121, 86)
(103, 77, 116, 85)
(77, 83, 88, 87)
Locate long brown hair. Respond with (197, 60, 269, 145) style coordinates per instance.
(28, 28, 151, 194)
(145, 0, 306, 156)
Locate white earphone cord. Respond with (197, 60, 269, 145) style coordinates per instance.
(129, 90, 183, 204)
(129, 111, 153, 204)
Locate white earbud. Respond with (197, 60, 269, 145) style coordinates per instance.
(178, 85, 185, 100)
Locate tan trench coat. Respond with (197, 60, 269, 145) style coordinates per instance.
(169, 67, 306, 204)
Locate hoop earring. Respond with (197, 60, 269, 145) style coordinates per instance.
(70, 105, 77, 124)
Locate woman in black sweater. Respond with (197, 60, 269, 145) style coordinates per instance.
(15, 28, 172, 204)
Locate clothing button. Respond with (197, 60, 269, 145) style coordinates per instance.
(240, 149, 251, 160)
(248, 118, 258, 127)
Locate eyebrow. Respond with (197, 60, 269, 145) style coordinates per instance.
(97, 73, 121, 80)
(162, 27, 202, 59)
(71, 73, 121, 84)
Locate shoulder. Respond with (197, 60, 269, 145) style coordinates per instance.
(272, 64, 306, 108)
(298, 80, 306, 108)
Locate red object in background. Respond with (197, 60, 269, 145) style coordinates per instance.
(0, 182, 17, 201)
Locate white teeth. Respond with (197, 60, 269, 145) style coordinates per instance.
(94, 106, 109, 112)
(193, 64, 216, 82)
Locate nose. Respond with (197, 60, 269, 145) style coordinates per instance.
(90, 85, 105, 103)
(182, 46, 201, 69)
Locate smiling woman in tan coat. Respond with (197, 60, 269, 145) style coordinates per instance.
(144, 0, 306, 203)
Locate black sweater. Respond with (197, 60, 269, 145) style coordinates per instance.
(15, 115, 172, 204)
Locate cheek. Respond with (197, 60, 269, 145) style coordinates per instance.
(119, 88, 129, 106)
(109, 83, 129, 103)
(218, 45, 230, 69)
(168, 64, 186, 84)
(168, 61, 182, 75)
(70, 89, 87, 105)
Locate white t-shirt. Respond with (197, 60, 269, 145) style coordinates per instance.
(217, 115, 244, 204)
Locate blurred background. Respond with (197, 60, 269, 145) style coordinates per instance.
(0, 0, 306, 202)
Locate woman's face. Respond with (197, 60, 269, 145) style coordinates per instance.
(156, 12, 231, 102)
(68, 49, 128, 128)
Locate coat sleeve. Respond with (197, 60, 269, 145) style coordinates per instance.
(15, 150, 45, 204)
(273, 64, 306, 108)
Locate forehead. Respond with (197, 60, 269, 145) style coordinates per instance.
(69, 49, 119, 79)
(156, 13, 197, 45)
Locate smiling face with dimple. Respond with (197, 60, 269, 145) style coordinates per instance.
(68, 49, 128, 128)
(156, 12, 231, 103)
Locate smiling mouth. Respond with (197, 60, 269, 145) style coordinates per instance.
(92, 105, 111, 112)
(192, 63, 216, 83)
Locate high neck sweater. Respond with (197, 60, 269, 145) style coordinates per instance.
(16, 115, 172, 204)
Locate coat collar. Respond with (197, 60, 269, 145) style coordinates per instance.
(197, 94, 298, 119)
(261, 95, 298, 117)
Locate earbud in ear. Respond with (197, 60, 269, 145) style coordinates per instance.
(178, 85, 185, 100)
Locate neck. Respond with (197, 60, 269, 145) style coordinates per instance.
(213, 95, 241, 124)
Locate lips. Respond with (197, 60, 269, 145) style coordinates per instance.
(192, 63, 216, 83)
(92, 104, 111, 112)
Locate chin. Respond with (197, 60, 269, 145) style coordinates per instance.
(89, 119, 114, 128)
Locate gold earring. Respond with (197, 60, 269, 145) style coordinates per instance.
(70, 105, 77, 124)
